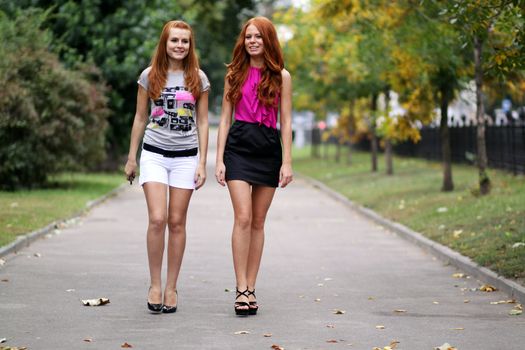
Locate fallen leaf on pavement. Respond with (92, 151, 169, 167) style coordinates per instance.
(271, 345, 284, 350)
(33, 253, 42, 258)
(451, 327, 464, 330)
(66, 289, 75, 292)
(333, 309, 345, 314)
(479, 284, 497, 292)
(121, 342, 133, 348)
(463, 299, 470, 303)
(263, 333, 272, 337)
(393, 309, 406, 313)
(314, 298, 321, 302)
(452, 273, 465, 278)
(83, 338, 93, 342)
(375, 325, 385, 329)
(434, 343, 457, 350)
(0, 279, 7, 282)
(326, 324, 335, 328)
(81, 298, 110, 306)
(368, 296, 375, 300)
(433, 301, 440, 304)
(326, 339, 338, 343)
(234, 331, 250, 335)
(0, 338, 6, 343)
(0, 347, 27, 350)
(509, 308, 522, 316)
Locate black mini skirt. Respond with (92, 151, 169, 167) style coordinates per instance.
(224, 120, 282, 187)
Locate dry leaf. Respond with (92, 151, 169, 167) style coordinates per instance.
(263, 333, 272, 337)
(393, 309, 407, 313)
(1, 279, 8, 282)
(433, 301, 440, 304)
(326, 339, 338, 343)
(0, 338, 6, 343)
(463, 299, 470, 303)
(121, 342, 133, 348)
(376, 325, 385, 329)
(509, 309, 522, 316)
(271, 345, 284, 350)
(368, 296, 375, 300)
(81, 298, 110, 306)
(390, 340, 400, 349)
(83, 338, 93, 342)
(314, 298, 321, 302)
(66, 289, 75, 292)
(234, 331, 250, 335)
(33, 253, 42, 258)
(333, 309, 345, 314)
(0, 347, 27, 350)
(326, 324, 335, 328)
(452, 273, 465, 278)
(434, 343, 457, 350)
(224, 288, 231, 292)
(451, 327, 464, 330)
(479, 284, 497, 292)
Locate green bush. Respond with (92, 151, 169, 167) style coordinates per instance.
(0, 9, 109, 190)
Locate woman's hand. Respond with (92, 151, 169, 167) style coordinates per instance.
(279, 163, 293, 188)
(194, 163, 207, 190)
(124, 159, 137, 184)
(215, 161, 226, 187)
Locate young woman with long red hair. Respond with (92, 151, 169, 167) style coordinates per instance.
(125, 20, 209, 314)
(215, 16, 293, 316)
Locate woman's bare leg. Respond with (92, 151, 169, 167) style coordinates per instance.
(246, 185, 276, 303)
(164, 186, 193, 306)
(227, 180, 253, 309)
(143, 182, 168, 304)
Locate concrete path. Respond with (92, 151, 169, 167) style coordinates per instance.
(1, 145, 524, 349)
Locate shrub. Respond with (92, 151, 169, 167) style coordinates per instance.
(0, 9, 109, 190)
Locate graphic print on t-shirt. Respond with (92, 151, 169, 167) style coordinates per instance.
(149, 86, 196, 133)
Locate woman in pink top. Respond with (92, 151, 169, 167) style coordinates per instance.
(215, 16, 293, 316)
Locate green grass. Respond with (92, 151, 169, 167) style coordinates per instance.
(0, 173, 124, 247)
(295, 145, 525, 281)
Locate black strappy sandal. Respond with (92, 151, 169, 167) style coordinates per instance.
(247, 289, 258, 315)
(235, 288, 250, 316)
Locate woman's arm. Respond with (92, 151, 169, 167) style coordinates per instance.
(124, 86, 149, 183)
(195, 90, 209, 190)
(215, 77, 233, 187)
(279, 69, 293, 188)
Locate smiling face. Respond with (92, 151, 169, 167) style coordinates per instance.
(244, 24, 264, 58)
(166, 27, 191, 62)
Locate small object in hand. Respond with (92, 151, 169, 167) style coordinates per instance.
(128, 174, 135, 185)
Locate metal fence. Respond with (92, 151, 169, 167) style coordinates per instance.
(393, 126, 525, 174)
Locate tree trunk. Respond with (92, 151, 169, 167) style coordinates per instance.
(370, 93, 378, 172)
(440, 83, 454, 191)
(474, 35, 491, 195)
(384, 88, 393, 175)
(347, 99, 355, 165)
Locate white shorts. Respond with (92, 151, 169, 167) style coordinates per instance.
(139, 149, 198, 189)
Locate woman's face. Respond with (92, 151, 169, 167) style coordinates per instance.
(166, 27, 191, 62)
(244, 24, 264, 57)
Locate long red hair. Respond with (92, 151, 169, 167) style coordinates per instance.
(148, 20, 201, 100)
(226, 17, 284, 107)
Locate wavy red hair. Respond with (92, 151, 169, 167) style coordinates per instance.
(226, 17, 284, 107)
(147, 20, 201, 100)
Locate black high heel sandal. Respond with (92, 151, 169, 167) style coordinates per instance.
(147, 287, 163, 314)
(235, 288, 250, 316)
(247, 289, 258, 315)
(162, 290, 178, 314)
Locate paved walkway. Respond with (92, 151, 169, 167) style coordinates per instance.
(1, 145, 524, 349)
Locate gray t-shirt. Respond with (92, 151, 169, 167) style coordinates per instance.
(138, 67, 210, 151)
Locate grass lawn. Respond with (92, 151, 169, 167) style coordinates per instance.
(294, 145, 525, 282)
(0, 173, 124, 247)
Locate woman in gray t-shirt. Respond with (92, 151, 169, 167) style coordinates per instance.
(124, 20, 209, 314)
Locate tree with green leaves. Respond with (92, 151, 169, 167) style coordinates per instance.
(443, 0, 525, 195)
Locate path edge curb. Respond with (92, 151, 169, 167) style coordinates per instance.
(0, 183, 127, 259)
(300, 175, 525, 305)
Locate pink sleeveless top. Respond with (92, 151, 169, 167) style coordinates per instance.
(234, 66, 279, 129)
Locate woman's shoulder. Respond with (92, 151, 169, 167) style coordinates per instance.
(198, 68, 208, 79)
(280, 68, 291, 81)
(141, 66, 153, 75)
